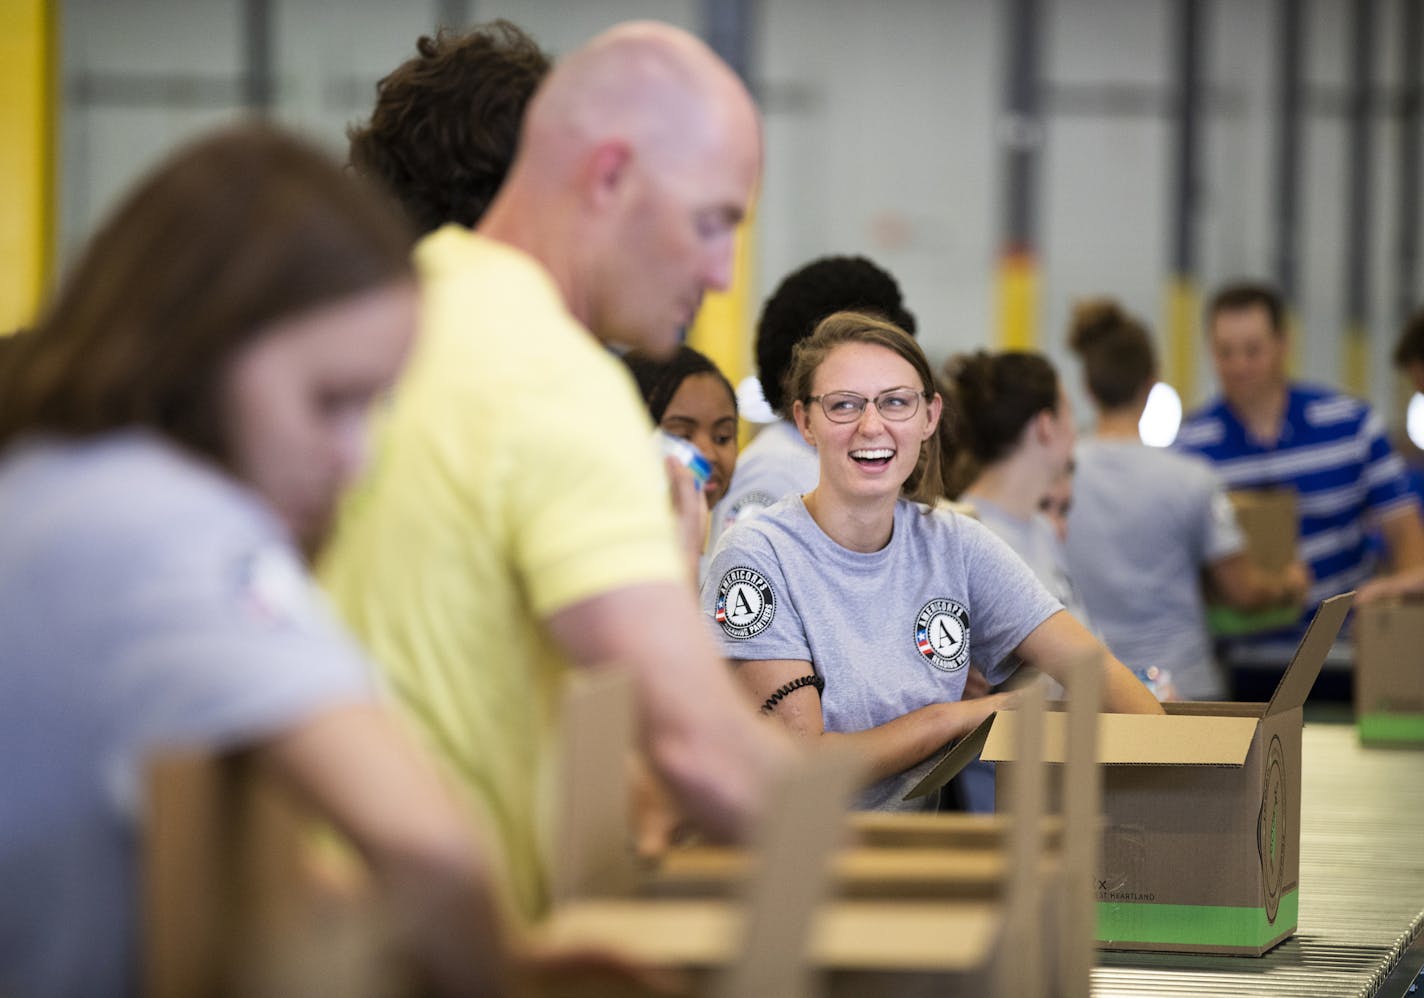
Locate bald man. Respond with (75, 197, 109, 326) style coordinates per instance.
(320, 22, 790, 920)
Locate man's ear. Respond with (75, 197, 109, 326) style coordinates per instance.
(1031, 407, 1056, 447)
(582, 140, 633, 210)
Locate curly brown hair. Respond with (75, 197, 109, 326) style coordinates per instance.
(348, 21, 552, 234)
(756, 256, 917, 416)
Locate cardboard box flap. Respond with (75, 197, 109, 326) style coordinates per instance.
(903, 715, 995, 800)
(1264, 592, 1354, 718)
(983, 711, 1261, 767)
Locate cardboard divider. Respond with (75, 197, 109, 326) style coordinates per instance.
(714, 742, 865, 998)
(552, 669, 638, 903)
(994, 681, 1047, 997)
(536, 659, 1093, 995)
(847, 810, 1063, 851)
(1059, 650, 1103, 998)
(649, 844, 1012, 901)
(144, 754, 390, 998)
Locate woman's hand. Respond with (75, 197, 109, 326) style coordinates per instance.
(630, 755, 692, 860)
(665, 456, 708, 583)
(1280, 560, 1312, 604)
(960, 667, 991, 700)
(1358, 566, 1424, 604)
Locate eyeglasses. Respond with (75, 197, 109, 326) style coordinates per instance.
(805, 388, 928, 424)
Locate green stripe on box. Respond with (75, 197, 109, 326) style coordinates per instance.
(1206, 604, 1301, 637)
(1359, 714, 1424, 743)
(1097, 890, 1298, 948)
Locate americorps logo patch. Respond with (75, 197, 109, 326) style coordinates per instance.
(915, 597, 971, 672)
(725, 490, 776, 528)
(715, 566, 776, 639)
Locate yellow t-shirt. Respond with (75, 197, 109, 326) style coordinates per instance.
(320, 227, 684, 919)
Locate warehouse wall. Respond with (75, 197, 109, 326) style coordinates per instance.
(58, 0, 1424, 425)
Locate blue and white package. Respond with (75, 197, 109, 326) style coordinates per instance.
(656, 430, 712, 490)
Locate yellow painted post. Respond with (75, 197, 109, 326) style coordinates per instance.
(1164, 275, 1199, 406)
(1284, 309, 1302, 379)
(996, 250, 1038, 350)
(686, 205, 757, 443)
(1344, 322, 1370, 397)
(0, 0, 56, 334)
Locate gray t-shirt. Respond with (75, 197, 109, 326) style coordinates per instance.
(707, 418, 819, 552)
(968, 496, 1092, 629)
(1064, 438, 1245, 700)
(0, 432, 375, 998)
(702, 496, 1062, 810)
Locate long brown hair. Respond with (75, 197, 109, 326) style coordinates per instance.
(786, 310, 946, 504)
(0, 124, 414, 462)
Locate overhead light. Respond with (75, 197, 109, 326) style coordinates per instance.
(1407, 393, 1424, 451)
(1140, 382, 1183, 448)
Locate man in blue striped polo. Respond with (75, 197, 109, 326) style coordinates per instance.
(1176, 281, 1424, 668)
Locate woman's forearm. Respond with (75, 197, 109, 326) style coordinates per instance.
(819, 693, 1015, 783)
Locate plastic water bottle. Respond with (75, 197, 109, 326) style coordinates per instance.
(1135, 665, 1178, 702)
(655, 430, 711, 491)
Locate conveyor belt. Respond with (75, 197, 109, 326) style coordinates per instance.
(1092, 723, 1424, 997)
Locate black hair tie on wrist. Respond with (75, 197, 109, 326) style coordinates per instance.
(760, 674, 825, 714)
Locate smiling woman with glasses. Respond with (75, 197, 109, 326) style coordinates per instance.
(699, 310, 1163, 813)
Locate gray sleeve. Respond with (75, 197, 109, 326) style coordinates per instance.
(114, 539, 376, 756)
(700, 525, 810, 664)
(708, 461, 797, 552)
(960, 519, 1063, 685)
(1200, 467, 1246, 563)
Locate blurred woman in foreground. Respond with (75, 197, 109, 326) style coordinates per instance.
(0, 126, 509, 996)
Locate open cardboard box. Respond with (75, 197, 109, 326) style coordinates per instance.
(908, 593, 1352, 957)
(1207, 488, 1302, 637)
(1355, 597, 1424, 744)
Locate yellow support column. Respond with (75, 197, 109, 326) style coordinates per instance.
(686, 207, 757, 443)
(1164, 275, 1199, 405)
(1285, 309, 1303, 379)
(1344, 322, 1370, 397)
(996, 250, 1038, 351)
(0, 0, 56, 333)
